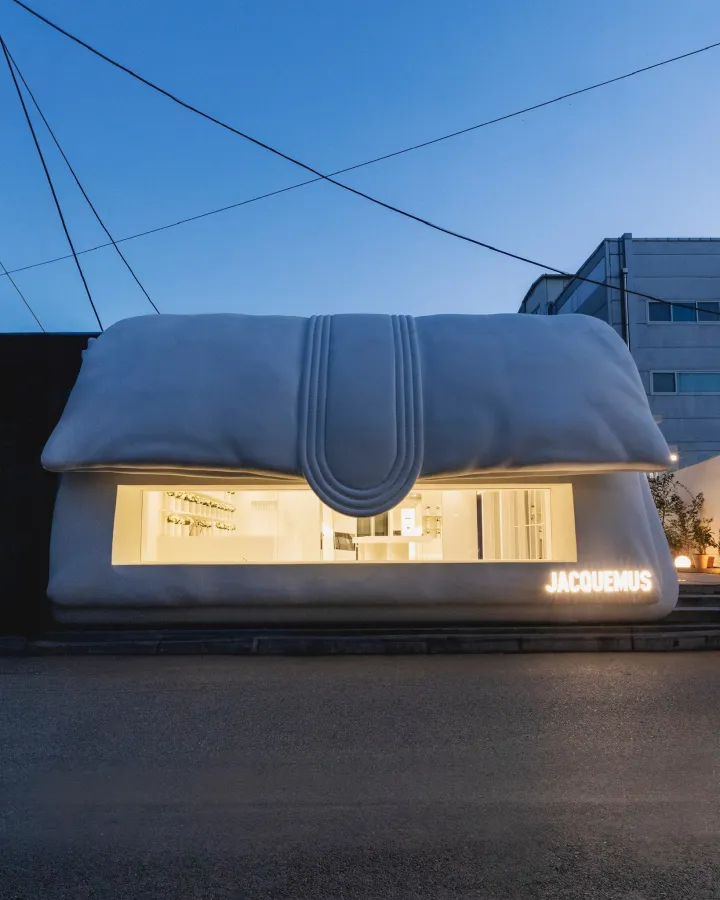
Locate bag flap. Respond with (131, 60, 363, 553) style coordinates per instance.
(42, 312, 670, 515)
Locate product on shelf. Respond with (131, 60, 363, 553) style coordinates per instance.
(162, 488, 237, 537)
(165, 490, 235, 515)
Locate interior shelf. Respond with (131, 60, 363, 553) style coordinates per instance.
(163, 508, 229, 523)
(165, 490, 235, 512)
(354, 535, 435, 544)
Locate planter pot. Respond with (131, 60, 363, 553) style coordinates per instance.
(693, 553, 709, 570)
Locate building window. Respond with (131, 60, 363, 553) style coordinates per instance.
(648, 302, 671, 322)
(648, 300, 720, 323)
(698, 301, 720, 321)
(557, 259, 606, 315)
(479, 488, 552, 561)
(112, 483, 577, 565)
(678, 373, 720, 393)
(671, 304, 696, 323)
(652, 372, 676, 393)
(652, 372, 720, 394)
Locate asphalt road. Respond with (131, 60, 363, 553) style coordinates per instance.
(2, 653, 720, 899)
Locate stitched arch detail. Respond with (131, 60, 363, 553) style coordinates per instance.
(299, 314, 424, 516)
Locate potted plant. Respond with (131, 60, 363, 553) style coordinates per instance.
(649, 473, 717, 568)
(691, 515, 717, 570)
(673, 482, 716, 570)
(710, 532, 720, 570)
(649, 473, 690, 558)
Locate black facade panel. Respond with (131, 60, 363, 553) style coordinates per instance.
(0, 334, 94, 634)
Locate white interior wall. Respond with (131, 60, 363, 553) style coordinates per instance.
(277, 491, 321, 562)
(441, 490, 477, 561)
(675, 456, 720, 528)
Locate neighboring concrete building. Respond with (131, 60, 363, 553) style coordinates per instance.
(519, 234, 720, 468)
(519, 273, 572, 316)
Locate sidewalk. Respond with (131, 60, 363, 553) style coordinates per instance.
(679, 572, 720, 584)
(3, 621, 720, 656)
(3, 581, 719, 657)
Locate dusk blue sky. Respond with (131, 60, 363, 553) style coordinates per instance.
(2, 0, 720, 331)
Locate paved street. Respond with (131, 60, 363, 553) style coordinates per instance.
(2, 653, 720, 899)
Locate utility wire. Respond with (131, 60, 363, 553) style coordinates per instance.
(5, 23, 720, 274)
(5, 45, 159, 314)
(0, 182, 329, 277)
(8, 1, 720, 318)
(0, 35, 103, 330)
(0, 255, 44, 330)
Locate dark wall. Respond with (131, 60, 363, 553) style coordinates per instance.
(0, 334, 95, 635)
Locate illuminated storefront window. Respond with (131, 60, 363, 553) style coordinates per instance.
(113, 484, 576, 565)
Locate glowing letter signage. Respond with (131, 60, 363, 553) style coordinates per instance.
(545, 570, 653, 594)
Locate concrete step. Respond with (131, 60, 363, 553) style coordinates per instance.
(666, 606, 720, 623)
(677, 594, 720, 608)
(679, 584, 720, 599)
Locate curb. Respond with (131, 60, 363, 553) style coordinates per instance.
(3, 627, 720, 656)
(0, 636, 28, 655)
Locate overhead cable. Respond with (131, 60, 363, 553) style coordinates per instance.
(0, 35, 103, 330)
(5, 15, 720, 272)
(8, 2, 720, 318)
(5, 45, 160, 314)
(0, 256, 44, 330)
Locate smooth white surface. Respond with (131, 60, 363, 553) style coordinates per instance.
(42, 313, 670, 516)
(48, 471, 678, 623)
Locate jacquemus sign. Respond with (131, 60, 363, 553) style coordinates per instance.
(545, 570, 653, 594)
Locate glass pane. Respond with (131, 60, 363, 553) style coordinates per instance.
(501, 491, 523, 560)
(142, 489, 323, 563)
(481, 491, 501, 561)
(677, 373, 720, 393)
(478, 488, 551, 561)
(132, 485, 565, 564)
(526, 489, 548, 561)
(697, 301, 720, 322)
(476, 494, 484, 559)
(648, 302, 671, 322)
(671, 303, 697, 322)
(374, 512, 389, 536)
(652, 372, 676, 393)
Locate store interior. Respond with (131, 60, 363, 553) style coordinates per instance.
(134, 485, 565, 565)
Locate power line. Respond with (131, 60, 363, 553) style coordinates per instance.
(0, 256, 44, 330)
(5, 23, 720, 275)
(0, 35, 103, 330)
(5, 44, 160, 315)
(8, 1, 720, 319)
(0, 181, 330, 277)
